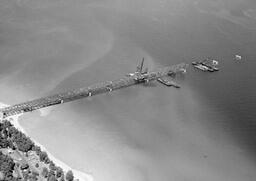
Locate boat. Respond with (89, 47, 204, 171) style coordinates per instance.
(192, 62, 210, 71)
(157, 77, 181, 88)
(235, 55, 242, 61)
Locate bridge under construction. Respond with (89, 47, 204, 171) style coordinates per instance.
(0, 62, 187, 120)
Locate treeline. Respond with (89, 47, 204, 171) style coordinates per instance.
(0, 120, 34, 152)
(0, 120, 75, 181)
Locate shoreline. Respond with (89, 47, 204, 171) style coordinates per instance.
(0, 102, 93, 181)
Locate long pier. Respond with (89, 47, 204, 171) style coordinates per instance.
(0, 63, 187, 119)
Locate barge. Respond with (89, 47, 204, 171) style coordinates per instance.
(192, 58, 219, 72)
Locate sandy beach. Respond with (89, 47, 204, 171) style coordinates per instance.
(0, 102, 93, 181)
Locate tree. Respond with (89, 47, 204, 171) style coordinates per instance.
(41, 167, 48, 178)
(7, 126, 18, 138)
(11, 132, 34, 152)
(0, 151, 15, 180)
(4, 172, 13, 181)
(32, 145, 41, 156)
(2, 121, 12, 130)
(0, 135, 9, 148)
(48, 170, 55, 177)
(56, 167, 63, 178)
(0, 122, 3, 132)
(44, 157, 50, 164)
(47, 174, 57, 181)
(59, 174, 65, 181)
(39, 151, 48, 162)
(49, 161, 56, 171)
(7, 140, 15, 150)
(65, 170, 74, 181)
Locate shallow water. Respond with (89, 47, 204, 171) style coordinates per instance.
(1, 0, 256, 181)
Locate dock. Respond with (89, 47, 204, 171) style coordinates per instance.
(0, 63, 187, 119)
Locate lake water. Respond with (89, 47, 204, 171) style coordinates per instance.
(1, 1, 256, 181)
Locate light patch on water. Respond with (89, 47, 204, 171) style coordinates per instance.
(17, 85, 256, 181)
(39, 106, 54, 117)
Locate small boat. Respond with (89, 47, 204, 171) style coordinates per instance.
(235, 55, 242, 61)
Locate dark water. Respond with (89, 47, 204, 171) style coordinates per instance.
(1, 0, 256, 181)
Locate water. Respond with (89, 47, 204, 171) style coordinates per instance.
(1, 0, 256, 181)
